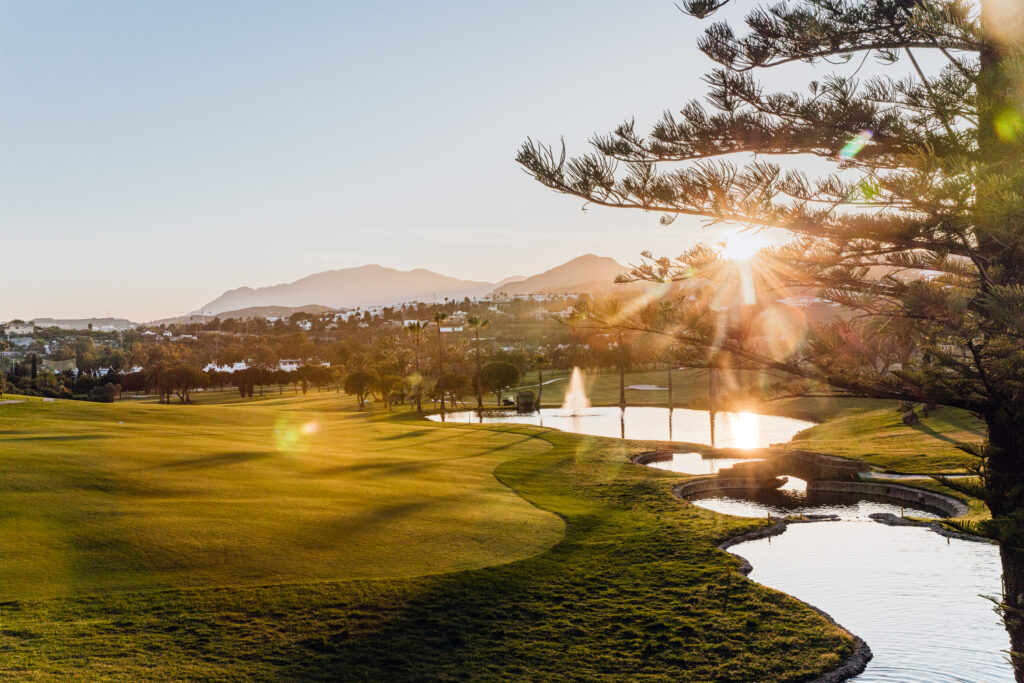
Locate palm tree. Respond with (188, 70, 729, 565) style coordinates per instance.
(466, 315, 489, 409)
(532, 352, 546, 411)
(432, 311, 449, 415)
(404, 321, 427, 413)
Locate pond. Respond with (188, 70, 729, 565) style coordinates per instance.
(429, 406, 814, 449)
(431, 401, 1012, 679)
(736, 522, 1010, 682)
(645, 451, 763, 476)
(683, 477, 1011, 679)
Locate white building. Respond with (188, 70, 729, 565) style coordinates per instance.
(203, 361, 250, 374)
(4, 323, 34, 336)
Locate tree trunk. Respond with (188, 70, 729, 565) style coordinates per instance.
(985, 415, 1024, 680)
(415, 339, 423, 414)
(1002, 544, 1024, 682)
(708, 367, 717, 411)
(537, 365, 543, 411)
(474, 331, 483, 410)
(618, 332, 626, 410)
(667, 366, 673, 408)
(437, 329, 446, 416)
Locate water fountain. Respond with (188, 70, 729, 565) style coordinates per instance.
(561, 367, 590, 416)
(430, 364, 813, 448)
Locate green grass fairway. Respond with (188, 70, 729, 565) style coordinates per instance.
(0, 394, 562, 598)
(784, 401, 985, 473)
(0, 407, 853, 681)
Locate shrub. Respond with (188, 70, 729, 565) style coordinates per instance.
(87, 383, 120, 403)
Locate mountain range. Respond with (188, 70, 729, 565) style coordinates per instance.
(178, 254, 629, 321)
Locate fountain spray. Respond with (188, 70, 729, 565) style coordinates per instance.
(561, 367, 590, 416)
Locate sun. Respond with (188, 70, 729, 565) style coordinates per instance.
(720, 230, 770, 261)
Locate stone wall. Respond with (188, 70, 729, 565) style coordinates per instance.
(807, 480, 968, 517)
(719, 449, 869, 482)
(672, 477, 968, 518)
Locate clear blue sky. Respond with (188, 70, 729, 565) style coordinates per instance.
(0, 0, 774, 320)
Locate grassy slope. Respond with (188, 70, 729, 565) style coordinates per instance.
(0, 397, 852, 681)
(0, 394, 562, 598)
(781, 400, 985, 473)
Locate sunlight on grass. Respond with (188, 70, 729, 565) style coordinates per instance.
(0, 395, 563, 599)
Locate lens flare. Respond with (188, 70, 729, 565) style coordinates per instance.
(274, 416, 322, 453)
(838, 129, 873, 161)
(986, 0, 1024, 45)
(995, 108, 1024, 142)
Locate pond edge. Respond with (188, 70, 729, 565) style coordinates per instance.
(717, 519, 874, 682)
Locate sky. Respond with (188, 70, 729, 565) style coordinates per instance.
(0, 1, 829, 321)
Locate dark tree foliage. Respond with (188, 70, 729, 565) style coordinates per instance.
(519, 1, 1024, 674)
(481, 361, 520, 406)
(343, 371, 374, 410)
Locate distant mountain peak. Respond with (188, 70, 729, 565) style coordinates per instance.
(188, 255, 634, 317)
(194, 264, 494, 315)
(492, 254, 628, 297)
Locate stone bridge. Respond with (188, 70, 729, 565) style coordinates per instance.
(715, 448, 870, 482)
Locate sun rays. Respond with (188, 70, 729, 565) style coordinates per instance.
(719, 229, 772, 262)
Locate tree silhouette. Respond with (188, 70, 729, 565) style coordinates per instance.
(533, 352, 547, 411)
(467, 315, 490, 409)
(433, 311, 449, 415)
(481, 361, 520, 408)
(404, 321, 428, 414)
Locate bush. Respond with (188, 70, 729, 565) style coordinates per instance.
(74, 374, 100, 395)
(87, 383, 120, 403)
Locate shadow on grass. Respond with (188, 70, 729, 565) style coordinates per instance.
(908, 418, 983, 447)
(147, 451, 273, 470)
(8, 434, 110, 443)
(313, 435, 546, 478)
(380, 429, 434, 440)
(272, 433, 855, 681)
(0, 427, 856, 681)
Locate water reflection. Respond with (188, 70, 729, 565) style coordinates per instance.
(430, 407, 814, 449)
(646, 452, 763, 476)
(690, 481, 943, 520)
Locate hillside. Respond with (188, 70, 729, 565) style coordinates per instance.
(492, 254, 629, 296)
(32, 317, 137, 331)
(188, 255, 632, 317)
(151, 304, 337, 325)
(197, 265, 494, 314)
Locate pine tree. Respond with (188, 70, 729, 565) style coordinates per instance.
(518, 1, 1024, 675)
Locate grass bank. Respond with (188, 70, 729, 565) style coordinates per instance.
(783, 401, 985, 473)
